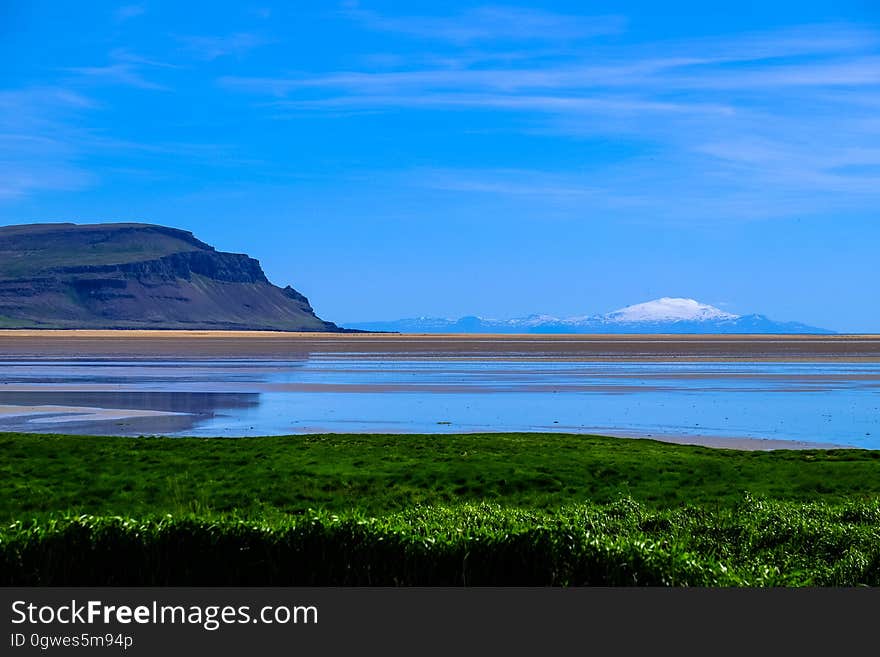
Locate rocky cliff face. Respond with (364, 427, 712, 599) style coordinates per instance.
(0, 223, 341, 331)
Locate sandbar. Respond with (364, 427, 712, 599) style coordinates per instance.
(0, 404, 186, 423)
(0, 330, 879, 362)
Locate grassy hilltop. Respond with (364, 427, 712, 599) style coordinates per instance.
(3, 432, 880, 586)
(0, 223, 339, 331)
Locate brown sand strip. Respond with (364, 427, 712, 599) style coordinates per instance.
(1, 331, 879, 361)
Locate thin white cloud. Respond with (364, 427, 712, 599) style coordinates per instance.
(0, 163, 95, 200)
(343, 5, 625, 43)
(68, 63, 169, 90)
(110, 49, 180, 70)
(413, 167, 597, 198)
(114, 5, 145, 23)
(0, 88, 97, 134)
(640, 23, 879, 64)
(661, 56, 880, 90)
(220, 61, 680, 94)
(218, 25, 880, 99)
(175, 33, 273, 61)
(0, 84, 247, 202)
(0, 88, 99, 200)
(218, 18, 880, 215)
(0, 88, 97, 112)
(265, 92, 734, 118)
(67, 50, 174, 90)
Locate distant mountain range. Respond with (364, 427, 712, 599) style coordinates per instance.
(0, 225, 837, 335)
(0, 222, 343, 331)
(347, 297, 835, 334)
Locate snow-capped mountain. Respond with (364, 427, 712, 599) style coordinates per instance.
(600, 297, 739, 323)
(346, 298, 834, 334)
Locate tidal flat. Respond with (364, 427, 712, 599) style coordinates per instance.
(0, 332, 877, 448)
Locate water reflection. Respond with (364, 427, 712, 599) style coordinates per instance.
(0, 390, 259, 435)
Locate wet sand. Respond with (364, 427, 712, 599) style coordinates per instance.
(0, 330, 879, 361)
(1, 380, 878, 394)
(0, 405, 843, 450)
(605, 431, 846, 451)
(0, 404, 185, 423)
(277, 423, 845, 451)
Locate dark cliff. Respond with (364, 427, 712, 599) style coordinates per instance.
(0, 222, 342, 331)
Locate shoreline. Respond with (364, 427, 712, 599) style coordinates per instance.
(602, 430, 848, 451)
(0, 413, 851, 451)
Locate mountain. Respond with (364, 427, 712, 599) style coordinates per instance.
(600, 297, 738, 323)
(347, 297, 835, 334)
(0, 222, 342, 331)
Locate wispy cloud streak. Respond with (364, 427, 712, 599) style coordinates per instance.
(114, 5, 145, 23)
(67, 49, 175, 90)
(175, 33, 273, 61)
(0, 88, 98, 199)
(220, 15, 880, 217)
(342, 5, 625, 43)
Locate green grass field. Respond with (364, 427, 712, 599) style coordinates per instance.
(4, 432, 880, 517)
(3, 432, 880, 585)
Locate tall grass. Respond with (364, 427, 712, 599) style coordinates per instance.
(4, 495, 879, 586)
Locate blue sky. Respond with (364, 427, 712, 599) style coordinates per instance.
(1, 1, 878, 331)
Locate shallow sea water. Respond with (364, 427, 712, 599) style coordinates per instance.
(0, 357, 877, 448)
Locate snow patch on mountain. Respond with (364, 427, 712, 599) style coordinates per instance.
(602, 297, 739, 323)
